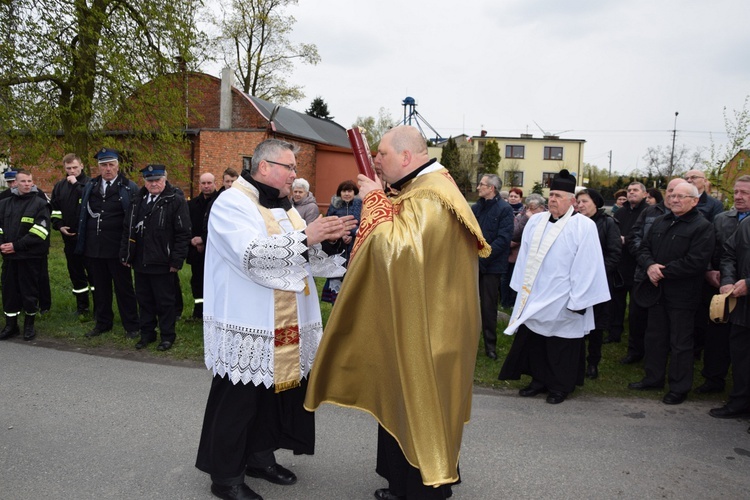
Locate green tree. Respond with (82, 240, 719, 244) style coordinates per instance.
(305, 96, 333, 120)
(478, 140, 500, 175)
(532, 181, 544, 195)
(0, 0, 209, 166)
(218, 0, 320, 105)
(352, 107, 397, 150)
(441, 136, 471, 192)
(706, 95, 750, 201)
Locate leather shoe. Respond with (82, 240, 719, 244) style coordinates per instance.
(585, 364, 599, 379)
(619, 354, 643, 364)
(374, 489, 405, 500)
(519, 385, 547, 397)
(210, 483, 262, 500)
(486, 351, 497, 360)
(85, 327, 109, 338)
(0, 324, 20, 340)
(156, 340, 173, 351)
(135, 338, 154, 350)
(546, 391, 567, 404)
(662, 391, 687, 405)
(628, 380, 663, 390)
(694, 382, 725, 394)
(709, 405, 750, 419)
(246, 463, 297, 485)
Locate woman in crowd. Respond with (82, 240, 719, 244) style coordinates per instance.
(321, 180, 362, 304)
(508, 187, 524, 216)
(291, 178, 320, 225)
(646, 188, 663, 206)
(502, 193, 546, 309)
(611, 189, 627, 213)
(575, 188, 622, 379)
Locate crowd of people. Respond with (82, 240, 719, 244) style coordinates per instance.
(2, 132, 750, 499)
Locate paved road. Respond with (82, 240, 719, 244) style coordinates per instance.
(1, 341, 749, 499)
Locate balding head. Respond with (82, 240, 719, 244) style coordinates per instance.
(199, 172, 216, 196)
(375, 126, 430, 184)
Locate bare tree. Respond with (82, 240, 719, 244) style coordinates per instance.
(352, 108, 398, 150)
(642, 144, 703, 180)
(218, 0, 320, 105)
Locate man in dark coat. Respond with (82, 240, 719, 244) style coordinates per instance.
(121, 165, 190, 351)
(50, 153, 92, 316)
(76, 148, 139, 339)
(0, 170, 50, 341)
(186, 172, 215, 320)
(630, 182, 715, 405)
(472, 173, 514, 359)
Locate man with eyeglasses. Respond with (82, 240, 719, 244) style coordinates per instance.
(630, 183, 714, 405)
(684, 169, 724, 222)
(472, 174, 514, 360)
(76, 148, 140, 339)
(196, 139, 356, 500)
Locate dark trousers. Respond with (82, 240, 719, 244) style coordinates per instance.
(190, 258, 205, 317)
(500, 263, 516, 308)
(376, 425, 449, 500)
(643, 304, 695, 394)
(134, 271, 177, 343)
(727, 323, 750, 411)
(88, 257, 139, 332)
(585, 328, 604, 367)
(479, 273, 502, 354)
(38, 256, 51, 311)
(702, 321, 731, 387)
(693, 283, 714, 357)
(2, 259, 42, 315)
(63, 237, 93, 311)
(174, 273, 183, 319)
(527, 328, 583, 394)
(625, 295, 649, 358)
(609, 286, 631, 340)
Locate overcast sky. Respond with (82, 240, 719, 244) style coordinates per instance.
(256, 0, 749, 175)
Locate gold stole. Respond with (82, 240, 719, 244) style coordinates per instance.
(254, 199, 307, 392)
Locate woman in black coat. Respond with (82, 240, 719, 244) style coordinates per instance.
(576, 188, 622, 379)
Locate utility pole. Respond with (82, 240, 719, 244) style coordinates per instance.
(669, 111, 679, 176)
(608, 150, 612, 185)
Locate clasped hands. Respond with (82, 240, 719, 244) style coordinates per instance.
(305, 215, 357, 246)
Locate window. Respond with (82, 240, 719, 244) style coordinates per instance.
(505, 145, 525, 159)
(504, 171, 524, 188)
(242, 156, 253, 171)
(544, 146, 563, 161)
(542, 172, 557, 188)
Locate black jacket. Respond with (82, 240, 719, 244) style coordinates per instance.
(711, 208, 742, 270)
(636, 208, 715, 309)
(591, 209, 622, 329)
(628, 202, 668, 282)
(50, 172, 89, 237)
(0, 187, 51, 259)
(186, 192, 213, 265)
(720, 216, 750, 327)
(471, 195, 514, 274)
(697, 191, 724, 223)
(120, 183, 191, 272)
(614, 198, 648, 286)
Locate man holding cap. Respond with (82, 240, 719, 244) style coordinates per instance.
(76, 148, 139, 339)
(121, 164, 190, 351)
(499, 169, 609, 404)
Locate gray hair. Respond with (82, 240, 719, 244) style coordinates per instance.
(499, 190, 509, 201)
(251, 139, 298, 175)
(525, 193, 546, 209)
(482, 174, 502, 193)
(629, 181, 647, 192)
(678, 183, 700, 198)
(736, 175, 750, 184)
(292, 178, 310, 192)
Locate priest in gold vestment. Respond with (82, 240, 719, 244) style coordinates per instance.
(305, 126, 490, 500)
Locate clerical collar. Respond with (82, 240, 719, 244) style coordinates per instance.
(390, 158, 437, 191)
(549, 212, 576, 224)
(242, 170, 292, 210)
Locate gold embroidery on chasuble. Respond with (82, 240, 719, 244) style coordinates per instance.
(351, 190, 393, 260)
(244, 185, 307, 392)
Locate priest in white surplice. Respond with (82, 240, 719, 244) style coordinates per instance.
(499, 170, 610, 404)
(195, 139, 356, 500)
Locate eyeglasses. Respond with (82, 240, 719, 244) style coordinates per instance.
(477, 182, 490, 187)
(667, 194, 696, 200)
(266, 160, 297, 173)
(685, 175, 705, 181)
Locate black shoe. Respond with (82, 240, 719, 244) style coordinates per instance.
(586, 365, 599, 379)
(694, 382, 725, 394)
(135, 338, 154, 350)
(210, 483, 263, 500)
(125, 330, 140, 339)
(619, 354, 643, 364)
(663, 392, 687, 405)
(603, 336, 621, 344)
(628, 380, 664, 390)
(546, 391, 567, 404)
(486, 351, 497, 360)
(0, 322, 20, 340)
(519, 385, 547, 397)
(709, 405, 750, 419)
(156, 340, 173, 351)
(85, 327, 109, 338)
(246, 463, 297, 486)
(374, 489, 405, 500)
(23, 316, 36, 341)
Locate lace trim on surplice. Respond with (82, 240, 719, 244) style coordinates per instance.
(242, 231, 309, 292)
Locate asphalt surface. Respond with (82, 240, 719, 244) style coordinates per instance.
(2, 340, 749, 499)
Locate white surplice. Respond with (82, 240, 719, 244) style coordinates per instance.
(504, 211, 610, 338)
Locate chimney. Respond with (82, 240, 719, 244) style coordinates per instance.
(220, 67, 234, 130)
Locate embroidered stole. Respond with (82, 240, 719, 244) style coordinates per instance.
(507, 206, 574, 331)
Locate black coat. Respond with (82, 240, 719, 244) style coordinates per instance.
(636, 208, 715, 309)
(628, 202, 668, 283)
(472, 195, 514, 274)
(186, 192, 213, 265)
(591, 209, 621, 329)
(721, 216, 750, 327)
(120, 184, 191, 272)
(0, 188, 51, 259)
(614, 198, 648, 286)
